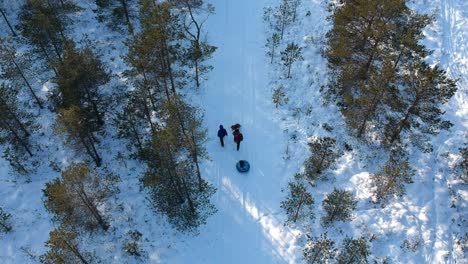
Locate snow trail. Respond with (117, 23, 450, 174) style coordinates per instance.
(170, 0, 301, 263)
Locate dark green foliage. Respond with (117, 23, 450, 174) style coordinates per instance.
(141, 99, 216, 232)
(304, 137, 342, 184)
(43, 163, 118, 230)
(336, 237, 370, 264)
(303, 233, 336, 264)
(383, 62, 457, 148)
(321, 188, 357, 226)
(281, 42, 302, 78)
(281, 175, 314, 225)
(17, 0, 78, 67)
(95, 0, 134, 33)
(0, 83, 35, 173)
(54, 40, 109, 129)
(371, 149, 414, 203)
(55, 106, 102, 167)
(0, 207, 12, 233)
(40, 226, 90, 264)
(325, 0, 456, 145)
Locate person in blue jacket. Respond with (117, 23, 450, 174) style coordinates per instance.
(217, 125, 228, 147)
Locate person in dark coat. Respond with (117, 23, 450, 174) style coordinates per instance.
(217, 125, 228, 147)
(233, 128, 243, 151)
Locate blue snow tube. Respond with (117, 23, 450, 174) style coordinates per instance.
(236, 160, 250, 173)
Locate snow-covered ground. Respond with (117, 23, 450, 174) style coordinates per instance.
(0, 0, 466, 263)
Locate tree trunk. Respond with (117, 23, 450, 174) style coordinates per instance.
(62, 238, 89, 264)
(86, 133, 102, 167)
(79, 189, 108, 230)
(121, 0, 133, 34)
(12, 59, 43, 109)
(0, 119, 33, 157)
(292, 192, 305, 223)
(0, 8, 17, 37)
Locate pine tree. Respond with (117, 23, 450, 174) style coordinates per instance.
(303, 137, 342, 184)
(54, 40, 109, 128)
(321, 188, 357, 226)
(18, 0, 77, 70)
(272, 85, 289, 108)
(43, 162, 117, 230)
(281, 175, 314, 225)
(303, 233, 336, 264)
(95, 0, 134, 33)
(141, 100, 216, 232)
(54, 106, 102, 167)
(175, 0, 217, 87)
(0, 207, 12, 233)
(0, 83, 35, 173)
(384, 62, 457, 149)
(371, 149, 414, 203)
(40, 226, 90, 264)
(336, 237, 370, 264)
(281, 42, 302, 78)
(266, 33, 280, 63)
(0, 37, 43, 108)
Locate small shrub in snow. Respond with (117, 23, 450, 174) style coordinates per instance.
(266, 33, 280, 63)
(281, 175, 314, 225)
(123, 230, 144, 257)
(0, 207, 12, 233)
(321, 188, 357, 226)
(459, 143, 468, 183)
(272, 85, 289, 108)
(40, 226, 91, 264)
(401, 238, 421, 252)
(281, 42, 303, 78)
(336, 237, 370, 264)
(304, 137, 342, 184)
(322, 123, 333, 132)
(303, 232, 336, 263)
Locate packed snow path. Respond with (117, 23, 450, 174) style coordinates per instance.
(171, 0, 300, 263)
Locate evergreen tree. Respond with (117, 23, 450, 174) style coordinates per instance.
(0, 37, 43, 108)
(272, 84, 289, 108)
(40, 226, 90, 264)
(321, 188, 357, 226)
(54, 40, 109, 128)
(371, 149, 414, 203)
(303, 233, 336, 264)
(336, 237, 370, 264)
(0, 207, 12, 233)
(141, 100, 216, 232)
(54, 106, 102, 167)
(18, 0, 77, 70)
(281, 42, 302, 78)
(95, 0, 134, 33)
(266, 32, 280, 63)
(384, 62, 457, 149)
(43, 162, 117, 230)
(0, 83, 35, 173)
(281, 175, 314, 225)
(303, 137, 342, 184)
(175, 0, 217, 87)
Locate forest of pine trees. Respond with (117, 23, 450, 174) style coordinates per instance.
(0, 0, 462, 262)
(0, 0, 218, 259)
